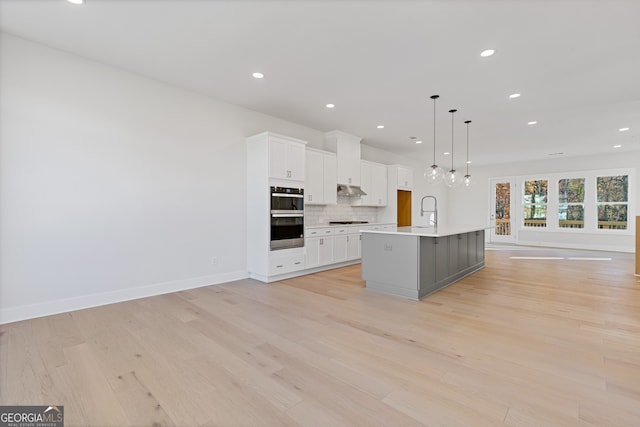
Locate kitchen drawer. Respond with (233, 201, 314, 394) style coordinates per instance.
(269, 253, 305, 275)
(305, 227, 334, 237)
(333, 227, 349, 235)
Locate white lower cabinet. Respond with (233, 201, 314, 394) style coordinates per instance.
(304, 223, 394, 272)
(305, 227, 335, 268)
(346, 233, 361, 260)
(334, 235, 348, 263)
(269, 252, 305, 276)
(333, 227, 349, 263)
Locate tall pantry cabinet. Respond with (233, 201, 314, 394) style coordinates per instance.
(246, 132, 307, 282)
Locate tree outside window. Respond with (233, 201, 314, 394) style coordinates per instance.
(597, 175, 628, 230)
(558, 178, 585, 228)
(523, 180, 548, 227)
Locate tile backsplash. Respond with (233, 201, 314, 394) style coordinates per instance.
(305, 196, 379, 225)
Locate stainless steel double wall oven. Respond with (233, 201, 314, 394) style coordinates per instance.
(270, 186, 304, 250)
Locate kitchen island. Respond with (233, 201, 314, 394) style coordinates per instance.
(361, 226, 487, 300)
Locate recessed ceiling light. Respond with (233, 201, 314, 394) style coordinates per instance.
(415, 140, 422, 144)
(325, 103, 335, 109)
(619, 127, 629, 132)
(528, 121, 537, 125)
(466, 160, 472, 164)
(67, 0, 84, 4)
(252, 72, 264, 79)
(613, 144, 622, 148)
(444, 152, 450, 156)
(509, 93, 521, 99)
(377, 125, 384, 129)
(480, 49, 495, 57)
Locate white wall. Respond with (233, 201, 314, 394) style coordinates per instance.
(448, 152, 640, 252)
(0, 34, 330, 323)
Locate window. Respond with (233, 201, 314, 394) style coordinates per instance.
(495, 182, 511, 235)
(499, 168, 633, 236)
(523, 179, 548, 227)
(558, 178, 585, 228)
(597, 175, 628, 230)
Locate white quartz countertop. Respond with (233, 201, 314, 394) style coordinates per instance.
(305, 222, 394, 229)
(362, 225, 488, 237)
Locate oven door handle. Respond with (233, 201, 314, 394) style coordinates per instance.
(271, 212, 304, 218)
(272, 193, 304, 198)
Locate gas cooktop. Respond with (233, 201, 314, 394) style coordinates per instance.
(329, 221, 369, 225)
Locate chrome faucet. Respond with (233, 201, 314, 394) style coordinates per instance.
(420, 195, 438, 228)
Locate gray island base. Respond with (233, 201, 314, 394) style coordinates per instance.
(361, 226, 486, 300)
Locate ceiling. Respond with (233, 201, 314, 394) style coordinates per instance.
(1, 0, 639, 167)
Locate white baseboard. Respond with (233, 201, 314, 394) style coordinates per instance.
(0, 270, 249, 325)
(249, 260, 361, 283)
(513, 241, 634, 253)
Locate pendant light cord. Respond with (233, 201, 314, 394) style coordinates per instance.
(430, 95, 439, 166)
(449, 109, 457, 171)
(433, 99, 436, 164)
(466, 122, 469, 175)
(464, 120, 472, 177)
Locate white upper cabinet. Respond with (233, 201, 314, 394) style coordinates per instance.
(325, 130, 362, 186)
(371, 162, 388, 205)
(322, 155, 337, 204)
(395, 165, 414, 190)
(305, 150, 323, 203)
(258, 133, 306, 182)
(357, 160, 388, 206)
(305, 148, 337, 205)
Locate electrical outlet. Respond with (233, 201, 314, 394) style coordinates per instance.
(211, 256, 217, 266)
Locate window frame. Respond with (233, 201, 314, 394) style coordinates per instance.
(522, 178, 549, 229)
(596, 174, 629, 230)
(515, 168, 634, 235)
(558, 177, 586, 229)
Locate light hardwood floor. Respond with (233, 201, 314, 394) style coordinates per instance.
(1, 247, 639, 426)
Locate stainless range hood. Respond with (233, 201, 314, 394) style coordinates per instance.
(337, 184, 367, 197)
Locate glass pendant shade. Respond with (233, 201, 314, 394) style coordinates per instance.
(463, 174, 472, 186)
(445, 169, 462, 187)
(425, 164, 444, 184)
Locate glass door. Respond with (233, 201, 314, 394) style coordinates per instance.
(490, 179, 516, 243)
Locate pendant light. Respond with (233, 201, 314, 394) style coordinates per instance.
(445, 109, 462, 187)
(463, 120, 472, 187)
(424, 95, 444, 184)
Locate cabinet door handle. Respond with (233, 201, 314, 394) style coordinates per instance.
(320, 239, 323, 245)
(276, 264, 284, 268)
(294, 261, 301, 265)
